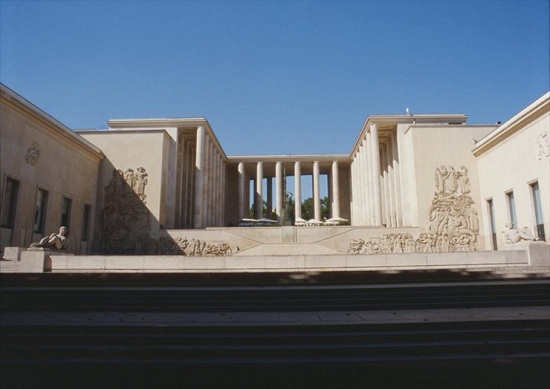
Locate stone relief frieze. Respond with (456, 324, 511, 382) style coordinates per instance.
(348, 165, 479, 255)
(25, 142, 40, 166)
(100, 168, 150, 254)
(536, 131, 549, 160)
(157, 236, 234, 256)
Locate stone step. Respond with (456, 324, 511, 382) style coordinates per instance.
(2, 281, 549, 312)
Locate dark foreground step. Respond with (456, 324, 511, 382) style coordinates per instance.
(2, 281, 549, 312)
(2, 320, 549, 365)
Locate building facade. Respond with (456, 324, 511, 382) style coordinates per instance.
(1, 83, 548, 255)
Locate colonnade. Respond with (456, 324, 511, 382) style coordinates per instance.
(351, 123, 402, 227)
(193, 126, 226, 228)
(236, 159, 343, 224)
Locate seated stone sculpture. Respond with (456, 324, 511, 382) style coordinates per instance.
(503, 222, 538, 244)
(30, 226, 69, 250)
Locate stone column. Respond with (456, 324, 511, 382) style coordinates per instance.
(202, 137, 211, 227)
(331, 161, 340, 219)
(194, 126, 205, 228)
(350, 154, 357, 226)
(255, 162, 263, 219)
(361, 137, 369, 225)
(386, 139, 396, 227)
(381, 143, 390, 227)
(220, 158, 226, 226)
(238, 162, 246, 220)
(215, 154, 221, 226)
(391, 132, 402, 227)
(276, 161, 283, 223)
(366, 131, 374, 225)
(266, 176, 273, 219)
(313, 161, 321, 221)
(355, 150, 362, 225)
(370, 123, 382, 225)
(294, 161, 302, 222)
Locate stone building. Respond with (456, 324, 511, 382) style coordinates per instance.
(1, 83, 548, 255)
(0, 84, 103, 254)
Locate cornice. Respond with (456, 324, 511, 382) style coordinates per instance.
(227, 154, 350, 164)
(349, 114, 468, 156)
(0, 84, 103, 162)
(472, 92, 550, 157)
(107, 117, 227, 159)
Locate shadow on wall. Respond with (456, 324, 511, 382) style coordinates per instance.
(96, 159, 177, 255)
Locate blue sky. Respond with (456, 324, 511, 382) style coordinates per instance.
(1, 0, 549, 156)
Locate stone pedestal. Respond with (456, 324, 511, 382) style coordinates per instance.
(503, 241, 550, 266)
(2, 247, 25, 261)
(20, 249, 52, 272)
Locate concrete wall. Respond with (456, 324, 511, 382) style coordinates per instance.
(0, 87, 102, 254)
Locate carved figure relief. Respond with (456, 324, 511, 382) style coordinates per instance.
(158, 236, 233, 256)
(135, 167, 148, 202)
(536, 132, 549, 160)
(348, 165, 479, 254)
(25, 142, 40, 166)
(100, 168, 150, 253)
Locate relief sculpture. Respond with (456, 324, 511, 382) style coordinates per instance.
(25, 142, 40, 166)
(100, 168, 150, 253)
(536, 131, 549, 160)
(158, 236, 233, 256)
(348, 165, 479, 254)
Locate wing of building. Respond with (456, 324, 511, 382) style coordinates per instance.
(1, 83, 548, 255)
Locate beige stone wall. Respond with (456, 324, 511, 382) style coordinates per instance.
(476, 107, 549, 249)
(0, 89, 102, 254)
(396, 123, 419, 227)
(409, 125, 496, 250)
(80, 130, 172, 251)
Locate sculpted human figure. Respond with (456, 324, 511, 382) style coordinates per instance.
(435, 166, 448, 194)
(135, 167, 148, 195)
(503, 222, 538, 244)
(30, 226, 69, 250)
(457, 166, 471, 194)
(445, 166, 458, 193)
(124, 169, 135, 188)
